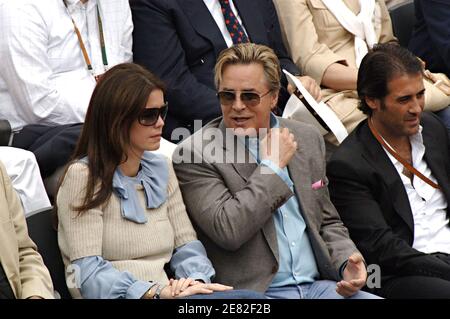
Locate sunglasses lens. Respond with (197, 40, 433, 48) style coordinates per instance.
(139, 103, 169, 126)
(218, 91, 236, 105)
(241, 92, 260, 107)
(139, 109, 158, 126)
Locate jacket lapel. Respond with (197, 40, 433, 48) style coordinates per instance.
(360, 123, 415, 232)
(286, 146, 314, 221)
(218, 120, 257, 181)
(218, 120, 279, 261)
(422, 123, 450, 215)
(177, 0, 228, 56)
(279, 121, 318, 225)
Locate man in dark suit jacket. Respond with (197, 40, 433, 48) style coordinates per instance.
(130, 0, 320, 142)
(327, 43, 450, 298)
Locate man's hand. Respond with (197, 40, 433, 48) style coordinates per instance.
(336, 253, 367, 298)
(260, 128, 297, 169)
(287, 76, 322, 101)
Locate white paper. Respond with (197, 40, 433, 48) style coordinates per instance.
(282, 69, 348, 144)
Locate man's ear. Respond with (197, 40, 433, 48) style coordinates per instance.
(365, 96, 380, 111)
(270, 91, 279, 110)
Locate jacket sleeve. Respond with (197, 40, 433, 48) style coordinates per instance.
(311, 131, 359, 274)
(130, 0, 221, 124)
(377, 0, 396, 44)
(0, 162, 54, 299)
(263, 0, 301, 80)
(173, 144, 294, 252)
(416, 0, 450, 71)
(273, 0, 345, 84)
(327, 157, 450, 280)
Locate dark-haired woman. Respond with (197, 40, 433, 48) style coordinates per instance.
(56, 63, 263, 299)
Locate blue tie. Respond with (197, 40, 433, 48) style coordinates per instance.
(218, 0, 249, 44)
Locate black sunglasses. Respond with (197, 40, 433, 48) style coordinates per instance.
(217, 90, 272, 107)
(138, 103, 168, 126)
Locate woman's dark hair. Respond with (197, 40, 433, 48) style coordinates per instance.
(61, 63, 165, 213)
(357, 43, 423, 116)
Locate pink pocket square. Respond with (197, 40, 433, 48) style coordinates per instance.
(311, 179, 326, 190)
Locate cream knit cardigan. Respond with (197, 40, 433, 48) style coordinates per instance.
(57, 157, 197, 297)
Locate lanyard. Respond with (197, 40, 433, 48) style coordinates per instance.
(63, 0, 108, 77)
(368, 118, 440, 190)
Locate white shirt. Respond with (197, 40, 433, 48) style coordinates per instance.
(383, 126, 450, 254)
(0, 147, 51, 216)
(203, 0, 248, 48)
(0, 0, 133, 130)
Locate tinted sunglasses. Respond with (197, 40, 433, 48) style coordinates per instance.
(217, 90, 272, 107)
(138, 103, 168, 126)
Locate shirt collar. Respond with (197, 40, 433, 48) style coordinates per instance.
(383, 125, 424, 167)
(64, 0, 95, 11)
(64, 0, 83, 7)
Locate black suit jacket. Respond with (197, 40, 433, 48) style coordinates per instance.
(327, 113, 450, 282)
(409, 0, 450, 77)
(130, 0, 300, 140)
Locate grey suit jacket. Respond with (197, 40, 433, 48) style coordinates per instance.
(173, 117, 359, 292)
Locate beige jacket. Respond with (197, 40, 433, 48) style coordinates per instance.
(274, 0, 394, 85)
(274, 0, 395, 144)
(275, 0, 449, 144)
(0, 162, 54, 299)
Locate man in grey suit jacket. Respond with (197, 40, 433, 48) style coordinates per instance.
(173, 43, 379, 299)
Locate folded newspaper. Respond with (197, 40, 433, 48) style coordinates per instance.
(282, 69, 348, 144)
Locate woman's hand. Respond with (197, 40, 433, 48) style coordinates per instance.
(168, 277, 199, 296)
(175, 282, 233, 298)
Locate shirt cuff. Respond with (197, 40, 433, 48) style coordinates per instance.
(339, 260, 348, 280)
(260, 159, 294, 188)
(126, 280, 154, 299)
(188, 272, 211, 284)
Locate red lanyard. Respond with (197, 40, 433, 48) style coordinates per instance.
(63, 1, 108, 79)
(368, 118, 440, 190)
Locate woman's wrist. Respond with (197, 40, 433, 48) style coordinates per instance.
(141, 282, 159, 299)
(159, 285, 173, 299)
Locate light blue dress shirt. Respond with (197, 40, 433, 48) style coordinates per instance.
(239, 114, 320, 288)
(73, 152, 215, 299)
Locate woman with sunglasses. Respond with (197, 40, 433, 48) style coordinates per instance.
(56, 63, 263, 299)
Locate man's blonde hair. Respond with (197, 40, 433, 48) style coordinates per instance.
(214, 43, 281, 93)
